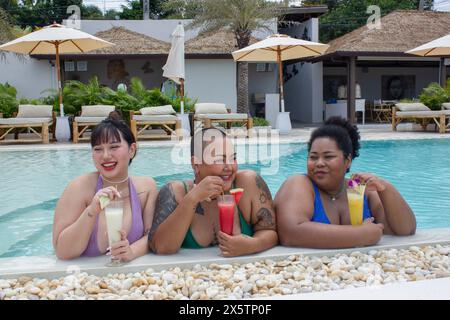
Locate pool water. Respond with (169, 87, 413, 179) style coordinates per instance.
(1, 139, 450, 257)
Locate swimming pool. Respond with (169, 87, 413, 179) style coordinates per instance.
(1, 139, 450, 258)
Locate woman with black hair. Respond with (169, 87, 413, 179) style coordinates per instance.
(53, 111, 157, 261)
(148, 127, 278, 257)
(275, 117, 416, 249)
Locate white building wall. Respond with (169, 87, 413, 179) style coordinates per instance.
(281, 18, 324, 123)
(0, 53, 55, 99)
(64, 58, 166, 90)
(185, 59, 236, 111)
(324, 66, 441, 103)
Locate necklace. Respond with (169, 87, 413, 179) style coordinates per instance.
(324, 183, 346, 201)
(100, 175, 129, 185)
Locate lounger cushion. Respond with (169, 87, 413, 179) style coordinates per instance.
(442, 103, 450, 110)
(17, 105, 53, 118)
(0, 117, 52, 125)
(140, 105, 175, 115)
(395, 103, 430, 112)
(396, 110, 450, 117)
(80, 105, 115, 117)
(195, 103, 228, 114)
(74, 116, 108, 123)
(133, 115, 178, 121)
(195, 113, 248, 120)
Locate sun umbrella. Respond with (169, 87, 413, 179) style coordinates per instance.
(232, 34, 329, 115)
(163, 23, 185, 113)
(0, 23, 114, 116)
(406, 34, 450, 57)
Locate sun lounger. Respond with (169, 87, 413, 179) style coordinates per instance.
(442, 103, 450, 110)
(193, 103, 253, 137)
(129, 105, 182, 141)
(0, 105, 55, 144)
(392, 103, 450, 134)
(72, 105, 115, 143)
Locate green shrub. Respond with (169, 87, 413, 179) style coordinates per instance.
(419, 82, 450, 110)
(0, 82, 18, 117)
(253, 117, 270, 126)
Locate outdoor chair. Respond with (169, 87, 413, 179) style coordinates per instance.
(0, 104, 55, 144)
(373, 99, 392, 123)
(193, 103, 253, 137)
(392, 102, 450, 134)
(442, 103, 450, 110)
(129, 105, 182, 141)
(72, 105, 115, 143)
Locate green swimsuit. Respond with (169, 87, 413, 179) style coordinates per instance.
(180, 181, 254, 249)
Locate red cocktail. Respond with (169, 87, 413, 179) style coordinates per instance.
(218, 195, 235, 235)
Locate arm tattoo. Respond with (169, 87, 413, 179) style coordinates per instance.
(148, 184, 178, 243)
(256, 175, 272, 204)
(254, 207, 276, 231)
(87, 211, 94, 218)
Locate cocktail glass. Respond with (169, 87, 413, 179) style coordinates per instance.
(105, 199, 124, 267)
(217, 195, 235, 235)
(347, 183, 366, 226)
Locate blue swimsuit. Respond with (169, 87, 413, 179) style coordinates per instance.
(310, 178, 372, 224)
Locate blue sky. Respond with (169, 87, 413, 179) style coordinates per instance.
(83, 0, 450, 13)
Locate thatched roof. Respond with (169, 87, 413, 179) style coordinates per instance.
(85, 26, 170, 55)
(321, 10, 450, 59)
(186, 29, 261, 55)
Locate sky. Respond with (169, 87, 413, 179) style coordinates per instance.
(82, 0, 450, 14)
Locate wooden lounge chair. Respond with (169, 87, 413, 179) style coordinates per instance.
(0, 105, 55, 144)
(193, 103, 253, 137)
(392, 103, 450, 134)
(72, 105, 115, 143)
(129, 105, 182, 141)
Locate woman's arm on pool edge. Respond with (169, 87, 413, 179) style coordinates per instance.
(352, 173, 416, 236)
(53, 176, 102, 260)
(218, 171, 278, 257)
(275, 175, 384, 249)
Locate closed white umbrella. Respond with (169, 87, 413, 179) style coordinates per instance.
(232, 34, 329, 114)
(163, 23, 186, 113)
(0, 23, 114, 116)
(406, 34, 450, 57)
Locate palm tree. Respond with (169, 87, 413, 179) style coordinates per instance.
(167, 0, 281, 114)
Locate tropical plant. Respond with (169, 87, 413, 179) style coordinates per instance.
(63, 77, 106, 115)
(253, 117, 270, 126)
(419, 82, 450, 111)
(0, 82, 18, 117)
(169, 0, 281, 114)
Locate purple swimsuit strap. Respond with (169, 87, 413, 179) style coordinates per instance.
(81, 175, 144, 257)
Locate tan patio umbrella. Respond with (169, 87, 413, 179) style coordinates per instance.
(232, 34, 329, 114)
(406, 34, 450, 57)
(0, 23, 114, 116)
(406, 34, 450, 87)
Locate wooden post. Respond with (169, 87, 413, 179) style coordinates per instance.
(180, 78, 185, 114)
(277, 47, 285, 112)
(439, 115, 445, 134)
(55, 42, 64, 116)
(347, 56, 356, 124)
(42, 123, 49, 144)
(247, 117, 253, 138)
(72, 121, 78, 143)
